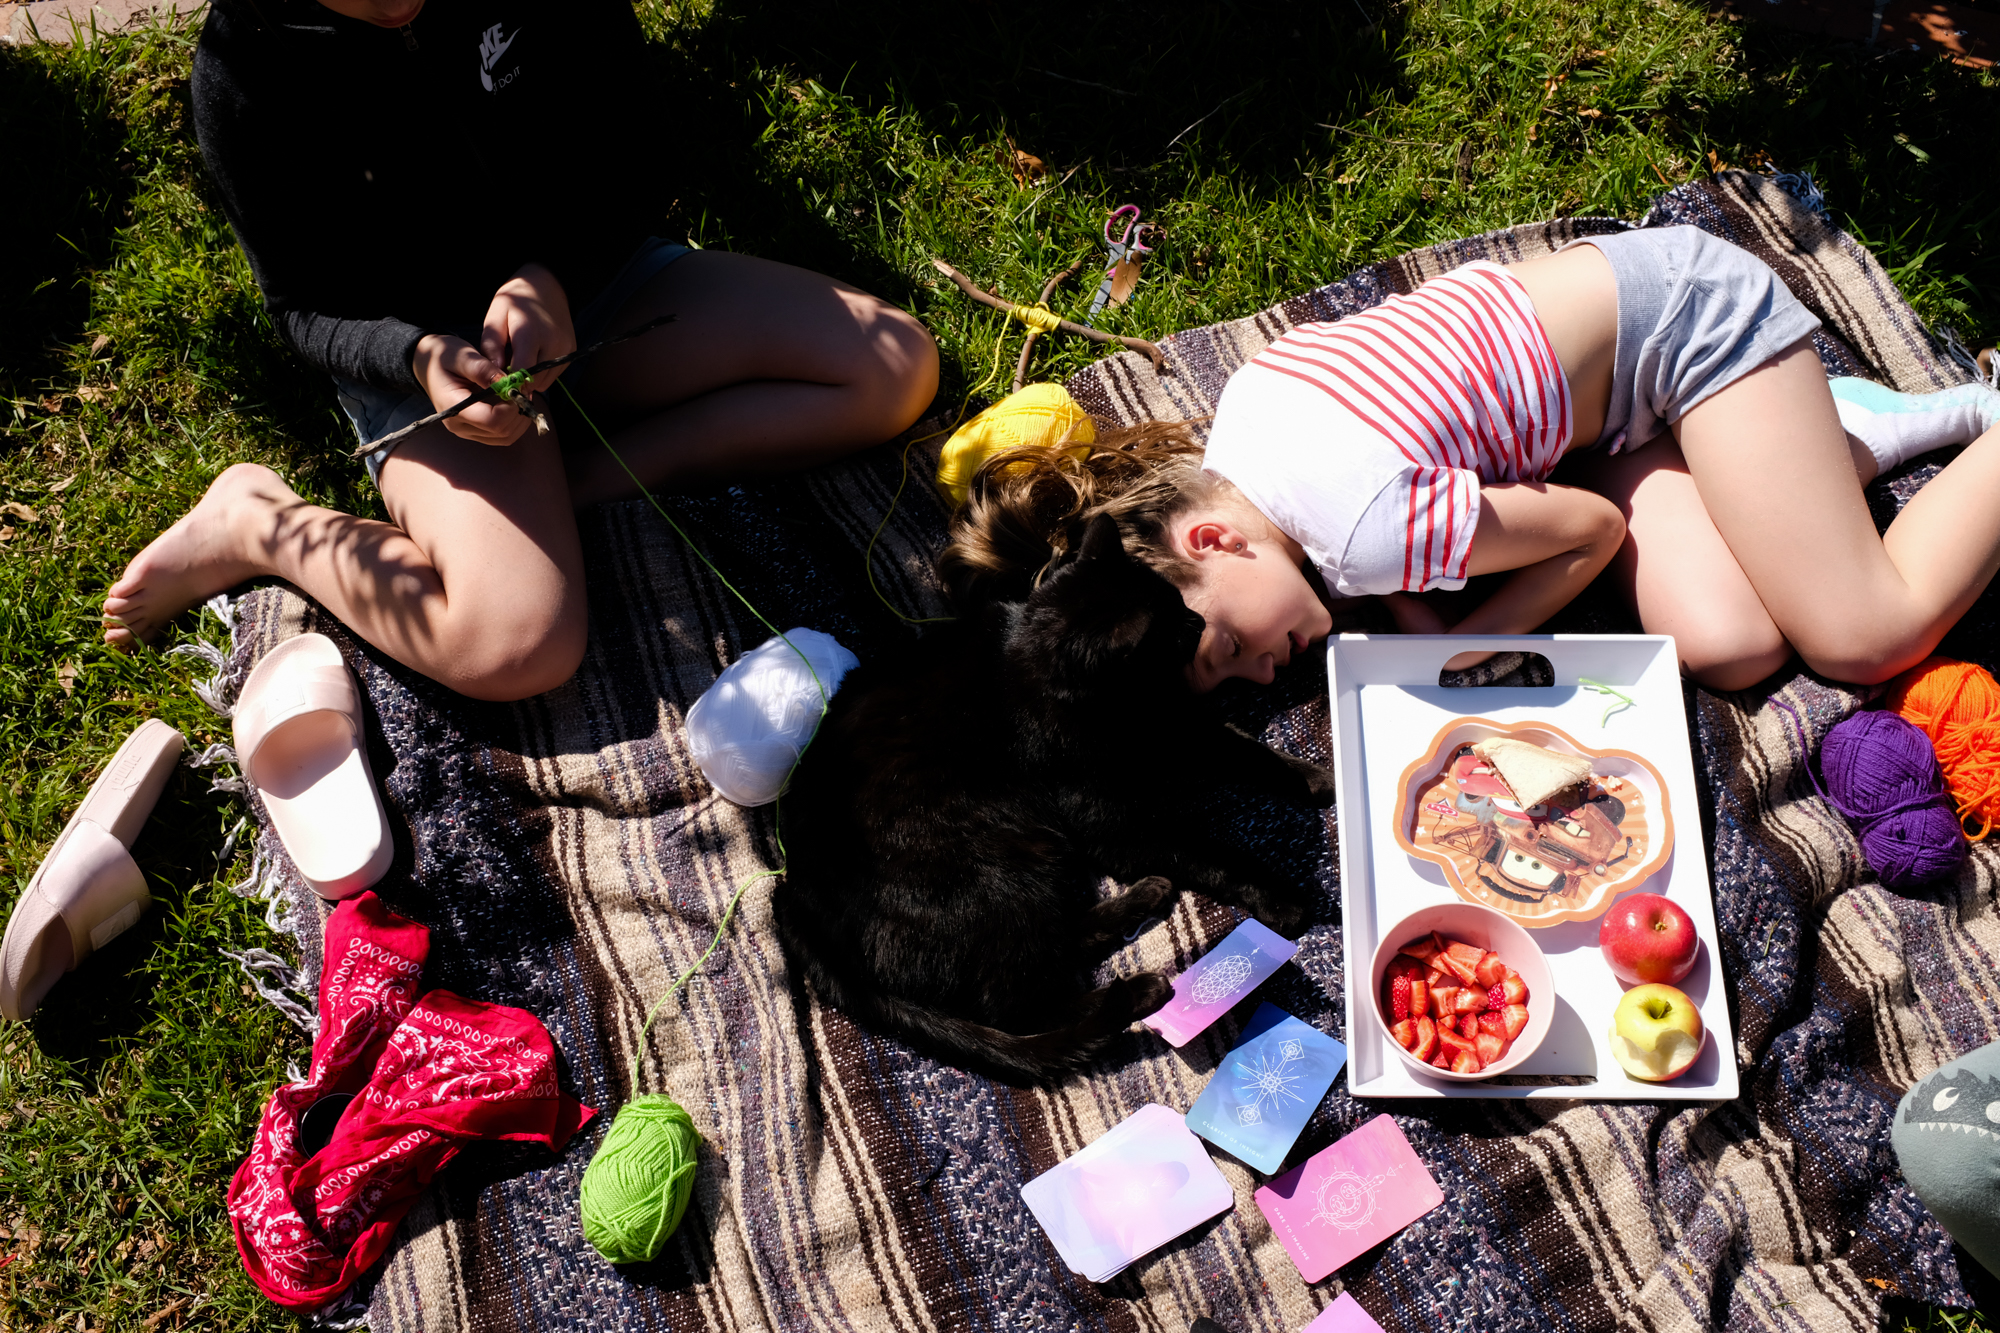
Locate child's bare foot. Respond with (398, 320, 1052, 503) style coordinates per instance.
(102, 462, 285, 650)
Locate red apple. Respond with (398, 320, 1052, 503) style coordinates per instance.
(1597, 892, 1699, 985)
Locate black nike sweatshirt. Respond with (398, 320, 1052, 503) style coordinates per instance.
(192, 0, 663, 395)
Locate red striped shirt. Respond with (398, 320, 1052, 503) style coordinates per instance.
(1241, 262, 1572, 591)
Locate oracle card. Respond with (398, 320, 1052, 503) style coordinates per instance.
(1255, 1113, 1444, 1283)
(1302, 1293, 1389, 1332)
(1184, 1004, 1346, 1174)
(1020, 1102, 1234, 1282)
(1141, 918, 1298, 1047)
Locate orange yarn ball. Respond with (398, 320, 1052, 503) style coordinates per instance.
(1887, 656, 2000, 841)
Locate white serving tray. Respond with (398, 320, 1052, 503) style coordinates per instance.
(1328, 634, 1738, 1101)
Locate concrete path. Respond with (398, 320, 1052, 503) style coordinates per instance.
(2, 0, 203, 46)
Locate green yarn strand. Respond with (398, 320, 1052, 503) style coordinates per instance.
(579, 1095, 701, 1264)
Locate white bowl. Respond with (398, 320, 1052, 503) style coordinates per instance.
(1368, 902, 1555, 1082)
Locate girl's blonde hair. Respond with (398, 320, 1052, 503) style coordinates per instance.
(939, 420, 1247, 608)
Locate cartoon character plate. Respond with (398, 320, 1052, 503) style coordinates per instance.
(1393, 718, 1673, 927)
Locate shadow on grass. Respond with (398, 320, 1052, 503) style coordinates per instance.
(0, 41, 137, 402)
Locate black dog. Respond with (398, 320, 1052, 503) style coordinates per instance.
(775, 514, 1334, 1083)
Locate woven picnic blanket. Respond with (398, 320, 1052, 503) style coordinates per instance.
(206, 168, 2000, 1332)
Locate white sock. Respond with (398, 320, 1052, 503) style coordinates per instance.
(1830, 376, 2000, 474)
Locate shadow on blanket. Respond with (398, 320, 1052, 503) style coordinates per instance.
(209, 169, 1999, 1332)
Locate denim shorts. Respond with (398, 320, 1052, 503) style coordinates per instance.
(334, 237, 691, 484)
(1563, 225, 1822, 453)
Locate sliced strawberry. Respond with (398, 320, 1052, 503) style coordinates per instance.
(1460, 1013, 1482, 1039)
(1390, 1018, 1417, 1051)
(1431, 930, 1452, 958)
(1388, 974, 1412, 1022)
(1409, 978, 1430, 1018)
(1402, 935, 1441, 962)
(1433, 1047, 1455, 1069)
(1437, 1025, 1475, 1055)
(1444, 940, 1485, 968)
(1501, 1003, 1530, 1041)
(1431, 983, 1459, 1013)
(1413, 1015, 1439, 1062)
(1487, 983, 1507, 1011)
(1387, 955, 1426, 984)
(1454, 986, 1488, 1015)
(1450, 1049, 1483, 1075)
(1440, 952, 1480, 986)
(1477, 1010, 1507, 1038)
(1474, 1031, 1506, 1065)
(1474, 951, 1508, 989)
(1501, 971, 1529, 1005)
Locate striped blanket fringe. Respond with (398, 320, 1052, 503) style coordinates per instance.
(217, 169, 2000, 1332)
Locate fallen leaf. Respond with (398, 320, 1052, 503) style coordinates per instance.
(1105, 256, 1142, 307)
(76, 385, 105, 403)
(1, 502, 39, 523)
(48, 474, 76, 494)
(57, 663, 78, 696)
(142, 1297, 190, 1329)
(89, 333, 111, 357)
(1578, 107, 1603, 119)
(1707, 148, 1728, 173)
(1011, 148, 1046, 187)
(39, 396, 63, 414)
(0, 528, 14, 545)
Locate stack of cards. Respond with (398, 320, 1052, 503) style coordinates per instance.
(1020, 1104, 1233, 1281)
(1141, 918, 1298, 1047)
(1185, 1003, 1347, 1173)
(1255, 1114, 1445, 1282)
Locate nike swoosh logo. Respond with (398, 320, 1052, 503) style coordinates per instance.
(484, 27, 517, 69)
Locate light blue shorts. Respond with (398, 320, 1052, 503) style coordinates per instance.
(1565, 226, 1822, 453)
(335, 238, 691, 484)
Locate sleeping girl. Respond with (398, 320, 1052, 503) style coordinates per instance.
(942, 227, 2000, 692)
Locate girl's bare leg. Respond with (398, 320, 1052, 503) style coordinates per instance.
(104, 424, 587, 702)
(1559, 437, 1792, 690)
(563, 250, 938, 502)
(1672, 339, 2000, 685)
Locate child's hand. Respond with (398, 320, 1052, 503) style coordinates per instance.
(479, 262, 575, 397)
(408, 264, 576, 446)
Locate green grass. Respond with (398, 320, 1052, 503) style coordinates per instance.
(1, 0, 1996, 1327)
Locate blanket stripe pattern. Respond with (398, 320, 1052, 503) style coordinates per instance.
(211, 170, 2000, 1332)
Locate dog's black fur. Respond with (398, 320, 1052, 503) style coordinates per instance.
(774, 515, 1335, 1084)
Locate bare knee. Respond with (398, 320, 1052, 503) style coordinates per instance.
(853, 302, 939, 435)
(441, 610, 587, 702)
(1677, 617, 1792, 693)
(1794, 636, 1930, 688)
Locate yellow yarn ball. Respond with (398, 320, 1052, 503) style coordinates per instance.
(935, 383, 1096, 506)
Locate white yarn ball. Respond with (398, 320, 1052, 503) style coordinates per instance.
(685, 629, 858, 807)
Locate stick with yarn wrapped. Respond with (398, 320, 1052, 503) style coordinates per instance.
(1887, 656, 2000, 840)
(1772, 698, 1967, 889)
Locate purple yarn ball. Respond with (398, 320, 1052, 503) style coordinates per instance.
(1821, 709, 1967, 890)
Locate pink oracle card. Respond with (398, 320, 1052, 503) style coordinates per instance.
(1254, 1113, 1444, 1283)
(1301, 1293, 1388, 1333)
(1141, 917, 1298, 1047)
(1020, 1103, 1234, 1282)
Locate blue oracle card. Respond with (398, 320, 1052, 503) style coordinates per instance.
(1184, 1003, 1347, 1175)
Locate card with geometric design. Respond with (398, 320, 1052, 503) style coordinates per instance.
(1141, 918, 1298, 1047)
(1020, 1103, 1235, 1282)
(1255, 1113, 1444, 1283)
(1302, 1292, 1389, 1332)
(1183, 1003, 1346, 1174)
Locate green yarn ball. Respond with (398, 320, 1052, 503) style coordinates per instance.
(579, 1094, 701, 1264)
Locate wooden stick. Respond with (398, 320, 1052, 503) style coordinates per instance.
(929, 259, 1164, 371)
(1014, 257, 1089, 391)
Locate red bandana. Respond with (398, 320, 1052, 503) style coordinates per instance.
(227, 893, 594, 1308)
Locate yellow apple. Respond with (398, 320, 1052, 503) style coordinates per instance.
(1608, 983, 1705, 1082)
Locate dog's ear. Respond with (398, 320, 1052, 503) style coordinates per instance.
(1076, 512, 1125, 563)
